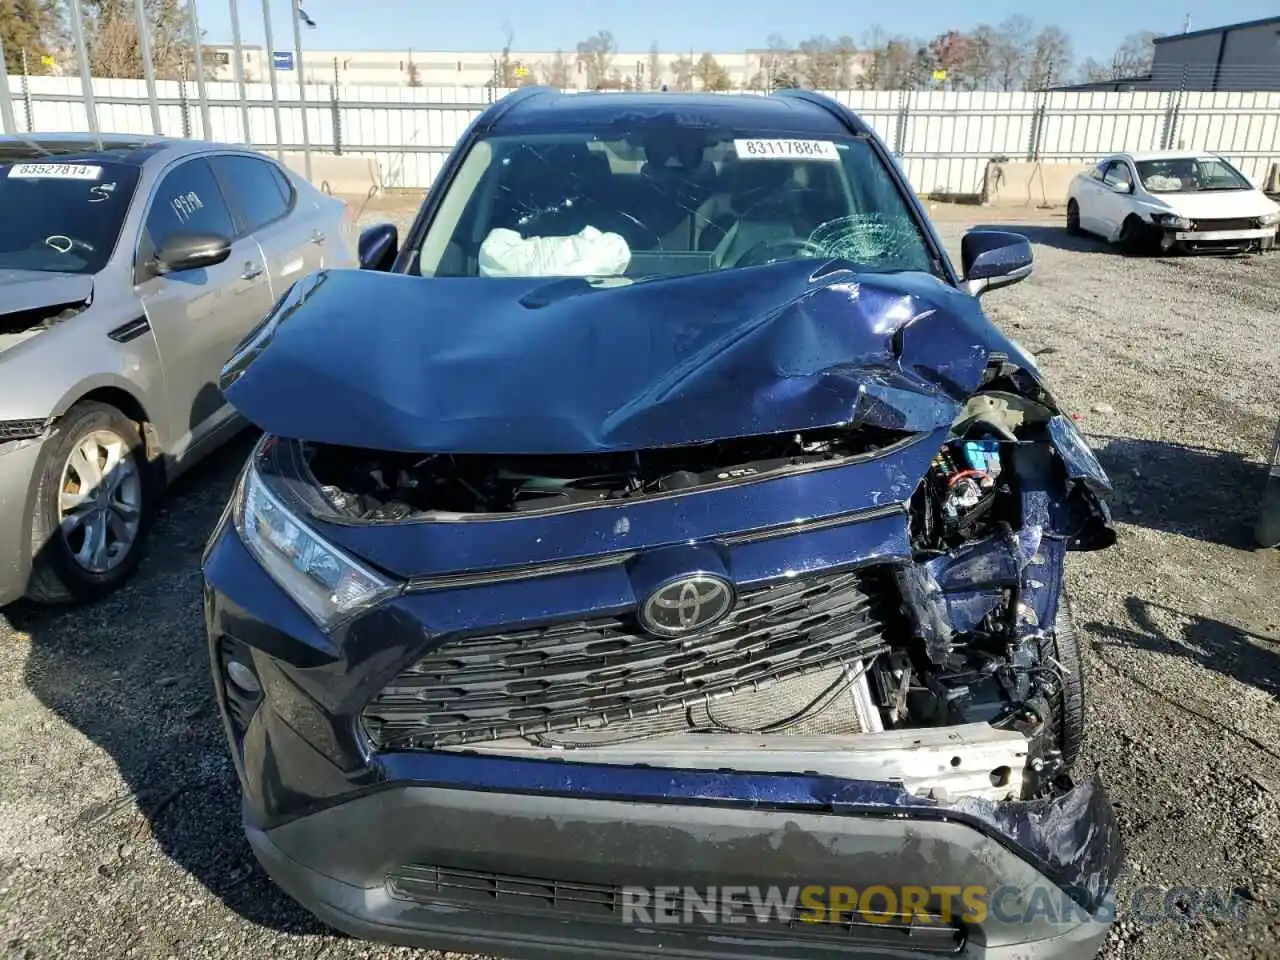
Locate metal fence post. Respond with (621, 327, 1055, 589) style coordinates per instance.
(330, 83, 342, 155)
(178, 75, 192, 138)
(188, 0, 212, 137)
(893, 89, 910, 157)
(261, 0, 285, 159)
(67, 0, 100, 136)
(289, 0, 313, 180)
(0, 37, 16, 135)
(19, 49, 34, 132)
(1027, 93, 1047, 161)
(134, 0, 163, 134)
(228, 0, 252, 143)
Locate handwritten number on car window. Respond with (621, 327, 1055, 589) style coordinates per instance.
(170, 191, 205, 223)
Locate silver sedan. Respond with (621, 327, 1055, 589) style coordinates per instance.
(0, 133, 394, 606)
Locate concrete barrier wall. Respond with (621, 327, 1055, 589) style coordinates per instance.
(982, 161, 1094, 208)
(277, 152, 382, 196)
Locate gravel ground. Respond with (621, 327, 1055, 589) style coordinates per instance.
(1, 196, 1278, 960)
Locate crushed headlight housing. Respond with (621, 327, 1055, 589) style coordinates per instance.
(1259, 211, 1280, 226)
(1154, 213, 1193, 230)
(233, 453, 398, 628)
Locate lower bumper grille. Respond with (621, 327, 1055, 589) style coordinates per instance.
(1189, 217, 1261, 231)
(386, 865, 966, 952)
(363, 569, 889, 749)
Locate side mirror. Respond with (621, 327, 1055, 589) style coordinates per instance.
(154, 232, 232, 275)
(961, 229, 1033, 297)
(358, 223, 398, 271)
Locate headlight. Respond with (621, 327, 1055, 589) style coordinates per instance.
(233, 461, 397, 628)
(1259, 211, 1280, 226)
(1154, 213, 1192, 230)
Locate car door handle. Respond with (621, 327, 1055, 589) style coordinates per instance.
(241, 262, 264, 280)
(309, 230, 327, 245)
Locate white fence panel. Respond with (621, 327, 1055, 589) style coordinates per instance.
(5, 77, 1280, 193)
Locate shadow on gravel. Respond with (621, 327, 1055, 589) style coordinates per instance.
(1090, 434, 1267, 549)
(8, 429, 330, 939)
(1084, 596, 1280, 705)
(969, 222, 1112, 255)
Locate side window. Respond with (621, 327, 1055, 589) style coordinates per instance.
(213, 155, 292, 233)
(1102, 161, 1132, 190)
(1089, 161, 1108, 181)
(269, 164, 296, 208)
(144, 158, 236, 254)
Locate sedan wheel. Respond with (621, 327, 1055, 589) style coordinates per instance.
(57, 430, 143, 574)
(26, 401, 157, 604)
(1065, 200, 1081, 236)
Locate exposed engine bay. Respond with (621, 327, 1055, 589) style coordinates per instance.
(305, 424, 914, 520)
(320, 376, 1114, 806)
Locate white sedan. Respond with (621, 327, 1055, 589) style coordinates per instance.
(1066, 150, 1280, 254)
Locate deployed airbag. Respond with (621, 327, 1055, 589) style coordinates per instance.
(478, 226, 631, 278)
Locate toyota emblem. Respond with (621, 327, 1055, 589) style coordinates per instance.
(638, 574, 735, 637)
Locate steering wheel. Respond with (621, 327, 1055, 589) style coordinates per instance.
(44, 235, 96, 257)
(730, 237, 826, 269)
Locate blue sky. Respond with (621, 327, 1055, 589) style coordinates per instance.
(199, 1, 1277, 62)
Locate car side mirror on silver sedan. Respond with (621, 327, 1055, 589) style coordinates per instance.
(358, 223, 398, 272)
(153, 232, 233, 275)
(960, 229, 1033, 297)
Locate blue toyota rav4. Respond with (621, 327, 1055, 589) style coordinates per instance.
(203, 88, 1122, 959)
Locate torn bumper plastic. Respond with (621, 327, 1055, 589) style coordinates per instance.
(243, 706, 1122, 960)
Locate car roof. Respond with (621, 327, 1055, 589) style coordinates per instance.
(0, 133, 257, 168)
(1111, 149, 1224, 163)
(488, 90, 857, 137)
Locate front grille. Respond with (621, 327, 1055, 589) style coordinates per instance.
(363, 569, 888, 750)
(0, 419, 45, 443)
(1190, 217, 1259, 232)
(386, 865, 966, 952)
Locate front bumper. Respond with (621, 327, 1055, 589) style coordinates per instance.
(0, 437, 46, 606)
(204, 506, 1123, 960)
(248, 776, 1118, 960)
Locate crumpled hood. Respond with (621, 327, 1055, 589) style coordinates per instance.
(0, 269, 94, 319)
(220, 261, 1018, 455)
(1145, 188, 1280, 220)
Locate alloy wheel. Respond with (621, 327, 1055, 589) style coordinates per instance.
(57, 429, 143, 574)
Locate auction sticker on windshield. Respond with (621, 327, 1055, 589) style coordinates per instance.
(6, 162, 103, 180)
(734, 139, 839, 161)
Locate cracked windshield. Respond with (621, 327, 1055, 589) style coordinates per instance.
(411, 124, 936, 280)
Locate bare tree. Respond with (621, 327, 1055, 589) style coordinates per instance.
(881, 38, 918, 89)
(1077, 57, 1114, 83)
(797, 36, 839, 89)
(81, 0, 206, 80)
(670, 53, 694, 92)
(959, 24, 1000, 90)
(575, 30, 616, 89)
(1111, 31, 1157, 77)
(1024, 25, 1072, 90)
(992, 14, 1032, 91)
(647, 41, 661, 90)
(695, 52, 732, 91)
(497, 22, 519, 87)
(546, 49, 571, 88)
(756, 33, 801, 89)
